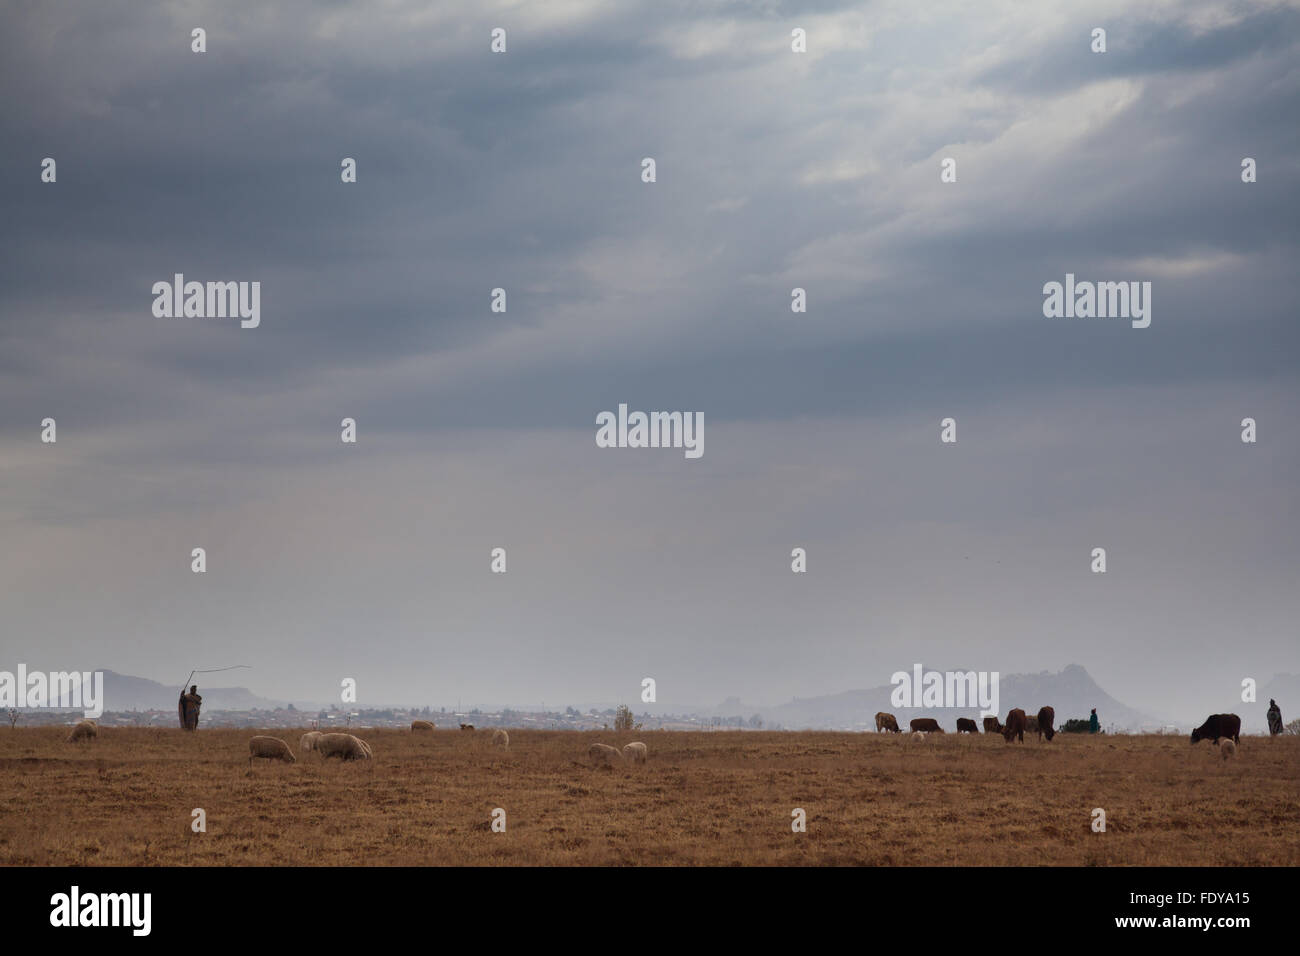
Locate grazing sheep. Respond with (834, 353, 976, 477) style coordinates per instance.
(1219, 739, 1237, 761)
(300, 731, 322, 754)
(316, 732, 372, 761)
(248, 736, 295, 767)
(910, 731, 926, 743)
(459, 723, 475, 731)
(588, 742, 623, 766)
(411, 720, 435, 732)
(66, 720, 97, 743)
(492, 729, 509, 748)
(622, 741, 647, 764)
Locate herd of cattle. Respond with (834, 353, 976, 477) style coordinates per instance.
(874, 709, 1246, 747)
(873, 707, 1059, 741)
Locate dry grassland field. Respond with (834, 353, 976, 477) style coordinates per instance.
(2, 727, 1297, 867)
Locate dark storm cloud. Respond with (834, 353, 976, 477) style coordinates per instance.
(1, 0, 1296, 716)
(975, 5, 1300, 95)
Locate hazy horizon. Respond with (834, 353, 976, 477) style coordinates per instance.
(3, 1, 1298, 725)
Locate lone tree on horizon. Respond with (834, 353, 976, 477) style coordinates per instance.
(614, 705, 640, 733)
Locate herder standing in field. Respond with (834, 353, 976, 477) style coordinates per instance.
(1089, 708, 1100, 734)
(1267, 699, 1283, 736)
(179, 685, 203, 730)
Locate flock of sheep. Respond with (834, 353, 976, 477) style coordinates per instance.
(248, 730, 375, 766)
(62, 716, 652, 769)
(62, 721, 378, 766)
(589, 741, 648, 765)
(248, 722, 648, 769)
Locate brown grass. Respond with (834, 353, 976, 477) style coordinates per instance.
(2, 727, 1296, 866)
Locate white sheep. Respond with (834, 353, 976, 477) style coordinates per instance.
(300, 730, 322, 754)
(493, 729, 509, 749)
(1220, 739, 1237, 761)
(411, 720, 435, 732)
(316, 732, 372, 761)
(66, 720, 97, 743)
(910, 731, 926, 743)
(588, 742, 623, 766)
(248, 736, 296, 766)
(622, 741, 647, 764)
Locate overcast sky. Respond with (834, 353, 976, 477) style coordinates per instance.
(1, 0, 1297, 721)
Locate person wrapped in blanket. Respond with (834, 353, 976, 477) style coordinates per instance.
(1267, 699, 1283, 736)
(179, 685, 203, 730)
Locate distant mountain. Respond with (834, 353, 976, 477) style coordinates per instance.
(98, 670, 285, 712)
(729, 664, 1162, 731)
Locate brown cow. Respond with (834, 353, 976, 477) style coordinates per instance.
(910, 718, 944, 733)
(1036, 706, 1056, 741)
(1191, 714, 1241, 746)
(1003, 709, 1027, 743)
(956, 718, 979, 734)
(875, 712, 901, 733)
(983, 716, 1003, 734)
(459, 723, 475, 731)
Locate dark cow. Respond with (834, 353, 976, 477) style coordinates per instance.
(875, 712, 901, 733)
(1003, 709, 1027, 743)
(910, 718, 944, 734)
(956, 718, 979, 734)
(459, 723, 475, 731)
(1190, 714, 1241, 746)
(1036, 706, 1056, 741)
(983, 717, 1003, 734)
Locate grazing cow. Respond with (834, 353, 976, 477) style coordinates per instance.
(875, 712, 901, 733)
(1025, 714, 1039, 736)
(983, 717, 1003, 734)
(1036, 706, 1056, 742)
(910, 718, 944, 734)
(1003, 709, 1027, 743)
(1190, 714, 1241, 746)
(459, 723, 475, 731)
(956, 718, 979, 734)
